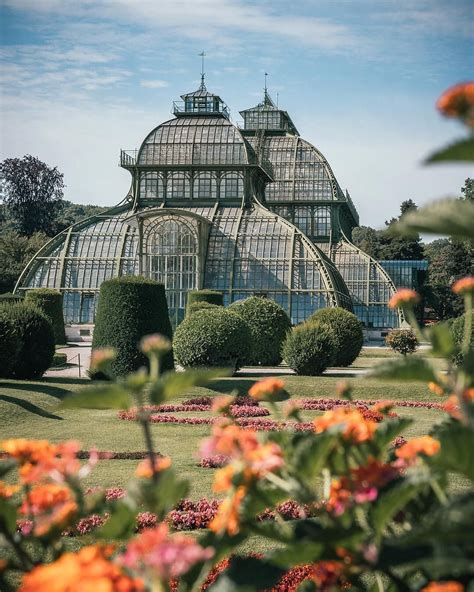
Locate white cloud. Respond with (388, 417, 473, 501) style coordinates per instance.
(140, 79, 169, 89)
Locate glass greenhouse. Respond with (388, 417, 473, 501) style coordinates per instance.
(15, 80, 402, 332)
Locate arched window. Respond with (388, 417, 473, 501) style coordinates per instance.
(193, 173, 217, 200)
(167, 172, 190, 199)
(314, 206, 331, 236)
(220, 173, 243, 199)
(144, 216, 198, 325)
(140, 172, 163, 200)
(294, 206, 312, 236)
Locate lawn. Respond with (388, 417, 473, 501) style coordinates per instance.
(0, 351, 449, 499)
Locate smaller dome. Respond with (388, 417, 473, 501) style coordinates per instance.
(174, 78, 229, 118)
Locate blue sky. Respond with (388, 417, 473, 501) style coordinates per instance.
(0, 0, 472, 229)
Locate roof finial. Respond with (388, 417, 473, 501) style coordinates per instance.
(199, 51, 206, 90)
(264, 72, 268, 98)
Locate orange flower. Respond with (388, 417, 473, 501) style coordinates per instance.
(311, 560, 347, 591)
(314, 407, 378, 443)
(89, 347, 117, 372)
(211, 395, 235, 414)
(372, 400, 394, 413)
(327, 477, 352, 516)
(463, 388, 474, 403)
(213, 464, 237, 492)
(135, 456, 171, 478)
(452, 276, 474, 296)
(443, 394, 461, 420)
(395, 436, 440, 461)
(388, 289, 420, 309)
(0, 481, 20, 498)
(20, 484, 77, 536)
(20, 544, 143, 592)
(428, 382, 445, 396)
(421, 581, 464, 592)
(248, 378, 285, 401)
(1, 439, 82, 484)
(437, 82, 474, 128)
(209, 486, 247, 535)
(335, 380, 352, 399)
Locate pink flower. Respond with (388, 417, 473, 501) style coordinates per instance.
(120, 523, 214, 580)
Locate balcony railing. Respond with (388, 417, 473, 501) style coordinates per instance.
(173, 101, 230, 119)
(120, 149, 138, 167)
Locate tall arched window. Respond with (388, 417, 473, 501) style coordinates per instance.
(314, 206, 331, 236)
(220, 172, 243, 199)
(167, 172, 190, 199)
(193, 172, 217, 200)
(144, 216, 198, 325)
(140, 172, 163, 200)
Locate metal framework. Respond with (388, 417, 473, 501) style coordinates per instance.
(15, 79, 401, 329)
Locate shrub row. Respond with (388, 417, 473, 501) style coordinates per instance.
(24, 288, 66, 345)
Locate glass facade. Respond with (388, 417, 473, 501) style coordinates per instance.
(16, 82, 401, 330)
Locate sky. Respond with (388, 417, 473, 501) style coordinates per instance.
(0, 0, 473, 230)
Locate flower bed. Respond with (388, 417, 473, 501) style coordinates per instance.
(297, 398, 445, 411)
(199, 456, 229, 468)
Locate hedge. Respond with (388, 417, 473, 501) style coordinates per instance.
(307, 307, 363, 366)
(385, 328, 418, 356)
(187, 302, 221, 316)
(91, 276, 173, 378)
(228, 296, 291, 365)
(173, 308, 251, 370)
(186, 290, 224, 317)
(0, 308, 21, 377)
(25, 288, 66, 345)
(0, 301, 55, 379)
(282, 322, 336, 376)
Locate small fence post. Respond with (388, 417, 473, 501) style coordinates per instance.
(78, 353, 81, 378)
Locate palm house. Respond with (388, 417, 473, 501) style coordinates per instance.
(15, 77, 401, 336)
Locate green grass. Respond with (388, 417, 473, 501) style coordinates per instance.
(0, 353, 449, 499)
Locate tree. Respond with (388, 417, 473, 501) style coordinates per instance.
(0, 230, 49, 293)
(0, 155, 64, 235)
(461, 177, 473, 201)
(351, 200, 424, 261)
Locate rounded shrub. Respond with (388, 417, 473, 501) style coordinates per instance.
(0, 301, 55, 379)
(385, 328, 418, 356)
(228, 296, 291, 365)
(92, 276, 173, 378)
(25, 288, 66, 345)
(0, 307, 21, 377)
(173, 308, 251, 369)
(308, 307, 363, 367)
(282, 322, 337, 376)
(186, 290, 224, 317)
(187, 301, 221, 316)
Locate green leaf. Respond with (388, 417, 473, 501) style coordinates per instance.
(208, 556, 286, 591)
(0, 458, 16, 478)
(97, 501, 137, 540)
(149, 368, 230, 403)
(395, 198, 474, 241)
(289, 433, 334, 480)
(268, 541, 323, 567)
(427, 323, 456, 358)
(425, 137, 474, 164)
(0, 498, 18, 534)
(59, 384, 133, 410)
(431, 420, 474, 480)
(372, 478, 428, 536)
(368, 357, 437, 383)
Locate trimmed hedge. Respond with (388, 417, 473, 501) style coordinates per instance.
(0, 301, 55, 379)
(51, 352, 68, 367)
(25, 288, 66, 345)
(0, 308, 21, 377)
(0, 292, 23, 302)
(282, 322, 336, 376)
(187, 302, 221, 316)
(92, 276, 173, 378)
(186, 290, 224, 317)
(173, 308, 251, 369)
(228, 296, 291, 365)
(307, 307, 363, 367)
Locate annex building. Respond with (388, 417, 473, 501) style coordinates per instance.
(16, 78, 409, 337)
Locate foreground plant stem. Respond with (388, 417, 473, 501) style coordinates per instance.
(0, 522, 35, 571)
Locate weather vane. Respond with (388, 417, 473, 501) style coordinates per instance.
(199, 51, 206, 86)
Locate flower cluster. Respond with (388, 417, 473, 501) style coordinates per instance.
(199, 455, 229, 468)
(20, 544, 143, 592)
(248, 377, 285, 401)
(314, 408, 378, 443)
(395, 436, 440, 463)
(119, 523, 214, 580)
(437, 82, 474, 129)
(327, 458, 399, 516)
